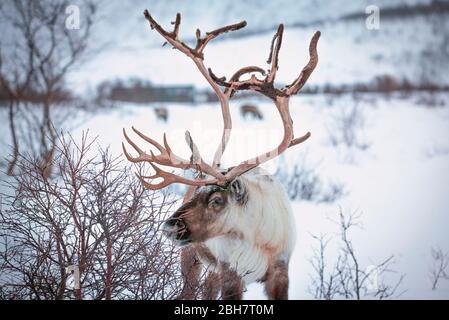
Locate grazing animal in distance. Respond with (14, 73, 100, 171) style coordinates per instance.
(154, 106, 168, 122)
(123, 10, 320, 300)
(240, 104, 263, 120)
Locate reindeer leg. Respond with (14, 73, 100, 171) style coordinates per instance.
(264, 260, 289, 300)
(221, 263, 243, 300)
(202, 271, 220, 300)
(178, 246, 202, 300)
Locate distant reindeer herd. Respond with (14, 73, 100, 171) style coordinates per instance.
(123, 10, 320, 300)
(154, 104, 263, 123)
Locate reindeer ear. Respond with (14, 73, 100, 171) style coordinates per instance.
(230, 178, 246, 204)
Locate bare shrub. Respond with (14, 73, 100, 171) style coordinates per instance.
(275, 156, 345, 203)
(0, 0, 97, 175)
(308, 209, 405, 300)
(415, 92, 447, 108)
(327, 103, 369, 150)
(0, 131, 193, 300)
(429, 247, 449, 290)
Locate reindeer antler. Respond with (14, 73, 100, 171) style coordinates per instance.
(123, 11, 320, 189)
(208, 27, 321, 181)
(144, 10, 245, 168)
(208, 26, 321, 100)
(122, 127, 226, 189)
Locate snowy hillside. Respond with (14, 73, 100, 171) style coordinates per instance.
(70, 0, 449, 94)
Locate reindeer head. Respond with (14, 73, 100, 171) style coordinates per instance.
(122, 11, 320, 246)
(162, 178, 247, 245)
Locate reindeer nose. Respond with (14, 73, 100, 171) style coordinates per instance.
(163, 218, 186, 235)
(163, 218, 191, 245)
(162, 219, 178, 238)
(164, 217, 177, 227)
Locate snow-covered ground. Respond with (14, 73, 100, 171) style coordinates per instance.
(1, 0, 449, 300)
(36, 91, 445, 299)
(1, 91, 448, 299)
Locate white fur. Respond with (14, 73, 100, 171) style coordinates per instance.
(203, 168, 296, 285)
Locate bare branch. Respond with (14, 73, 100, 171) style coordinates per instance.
(430, 247, 449, 290)
(308, 208, 405, 300)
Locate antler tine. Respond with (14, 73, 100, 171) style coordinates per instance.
(195, 21, 247, 55)
(225, 66, 266, 97)
(144, 10, 246, 169)
(130, 127, 228, 180)
(137, 162, 219, 190)
(207, 24, 285, 100)
(214, 29, 320, 181)
(123, 127, 187, 168)
(266, 24, 284, 83)
(223, 100, 312, 183)
(125, 125, 187, 168)
(185, 131, 201, 164)
(172, 13, 181, 39)
(131, 126, 165, 154)
(122, 142, 142, 163)
(134, 12, 320, 188)
(223, 96, 294, 182)
(229, 66, 266, 83)
(284, 31, 321, 95)
(184, 131, 227, 181)
(123, 128, 167, 164)
(144, 10, 196, 58)
(123, 125, 227, 190)
(209, 67, 284, 100)
(144, 10, 246, 60)
(123, 129, 147, 162)
(289, 131, 311, 147)
(209, 28, 320, 101)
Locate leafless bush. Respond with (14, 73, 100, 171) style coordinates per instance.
(0, 131, 198, 300)
(415, 92, 447, 108)
(308, 209, 405, 300)
(429, 247, 449, 290)
(327, 103, 369, 151)
(0, 0, 97, 175)
(275, 156, 345, 203)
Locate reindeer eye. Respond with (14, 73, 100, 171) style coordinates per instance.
(208, 193, 224, 208)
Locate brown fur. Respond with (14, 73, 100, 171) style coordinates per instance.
(178, 245, 202, 299)
(171, 181, 290, 300)
(263, 260, 289, 300)
(202, 271, 220, 300)
(170, 188, 229, 243)
(221, 263, 243, 300)
(154, 107, 168, 122)
(240, 104, 263, 120)
(178, 186, 201, 300)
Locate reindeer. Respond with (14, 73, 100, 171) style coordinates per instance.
(240, 104, 263, 120)
(154, 106, 168, 122)
(122, 10, 320, 300)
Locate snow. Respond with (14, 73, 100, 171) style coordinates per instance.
(69, 0, 449, 95)
(1, 0, 449, 300)
(1, 94, 448, 299)
(57, 92, 449, 299)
